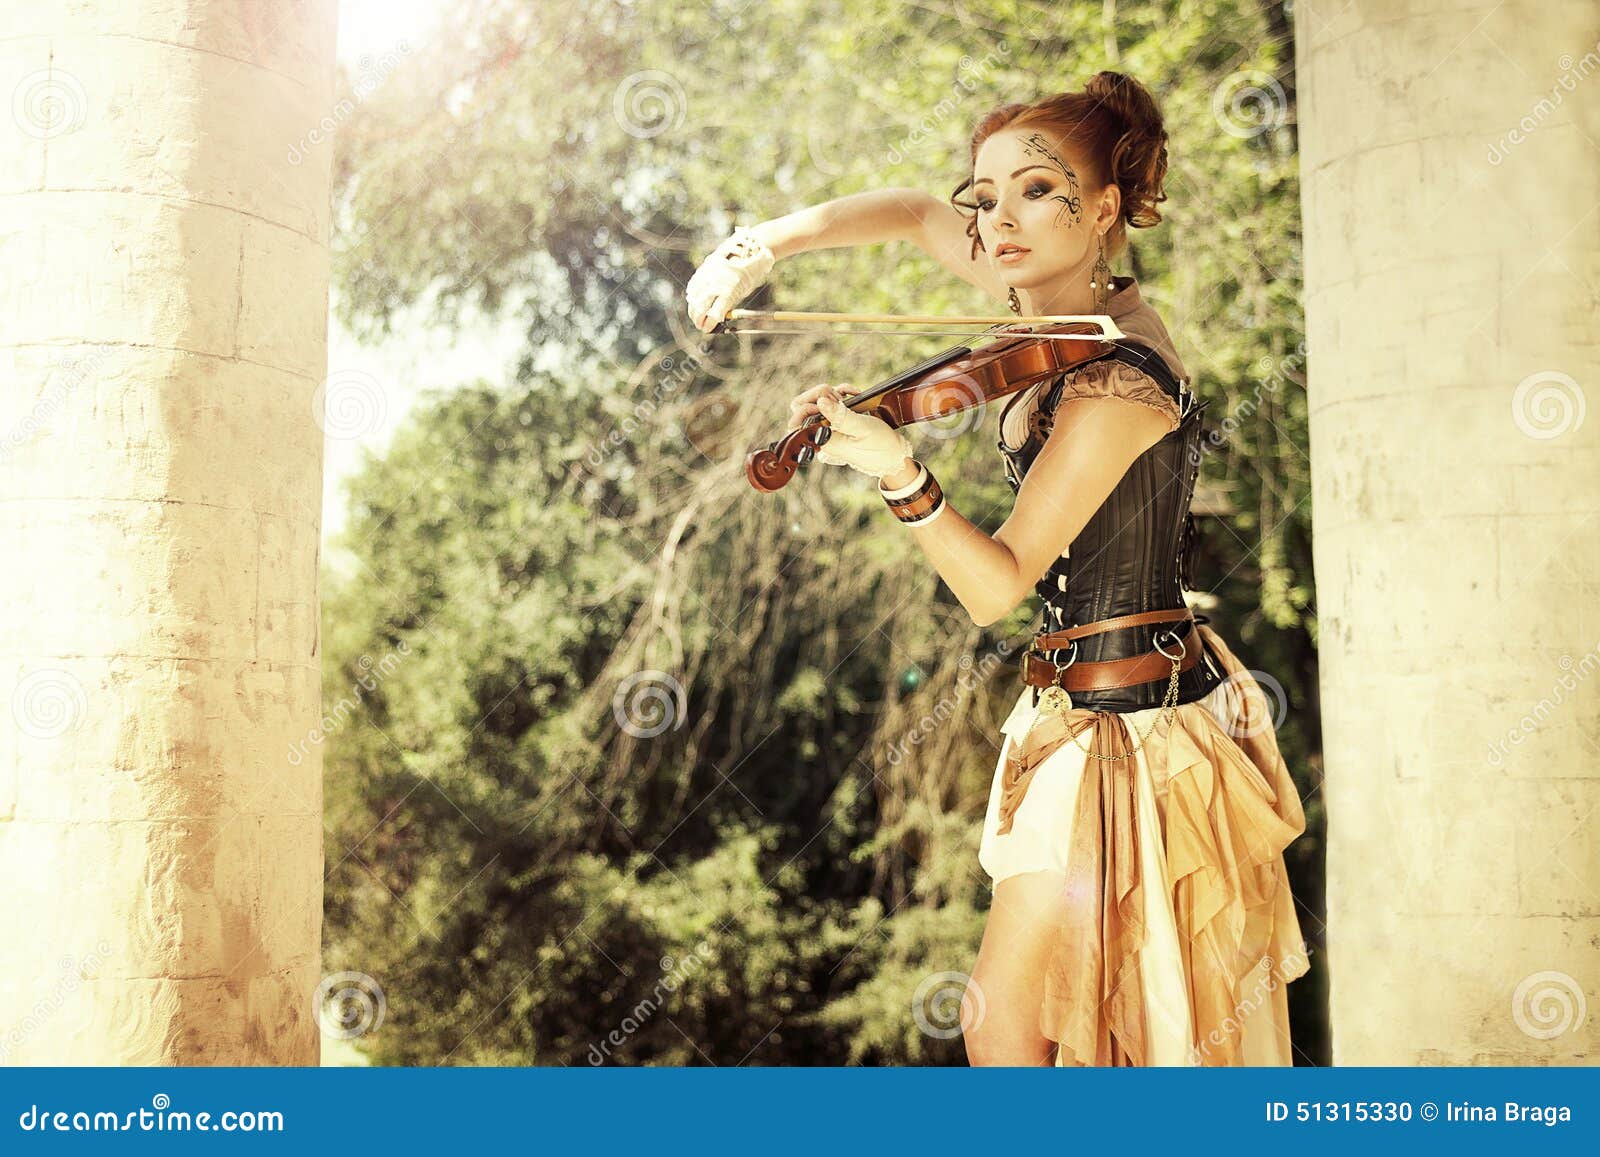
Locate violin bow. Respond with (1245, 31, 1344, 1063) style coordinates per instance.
(708, 308, 1128, 342)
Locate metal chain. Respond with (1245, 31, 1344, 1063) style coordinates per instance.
(1028, 627, 1188, 762)
(1062, 657, 1183, 761)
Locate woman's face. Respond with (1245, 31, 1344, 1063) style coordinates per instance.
(970, 128, 1115, 293)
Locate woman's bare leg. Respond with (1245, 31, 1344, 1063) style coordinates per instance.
(964, 868, 1070, 1066)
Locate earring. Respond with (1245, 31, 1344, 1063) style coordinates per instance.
(1089, 234, 1112, 314)
(1008, 287, 1022, 316)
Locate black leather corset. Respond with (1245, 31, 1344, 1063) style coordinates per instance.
(997, 342, 1226, 713)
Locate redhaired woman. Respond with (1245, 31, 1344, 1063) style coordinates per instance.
(687, 71, 1310, 1068)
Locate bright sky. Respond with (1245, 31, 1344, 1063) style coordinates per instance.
(335, 0, 437, 67)
(321, 0, 527, 572)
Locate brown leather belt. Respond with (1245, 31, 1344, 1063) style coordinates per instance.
(1022, 607, 1203, 694)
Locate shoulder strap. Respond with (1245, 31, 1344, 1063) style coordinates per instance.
(1040, 339, 1186, 413)
(1101, 340, 1183, 400)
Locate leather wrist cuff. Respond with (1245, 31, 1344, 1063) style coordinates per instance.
(881, 460, 945, 526)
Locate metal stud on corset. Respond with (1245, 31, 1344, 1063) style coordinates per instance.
(1027, 407, 1053, 443)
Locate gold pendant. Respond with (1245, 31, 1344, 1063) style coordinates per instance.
(1038, 685, 1071, 716)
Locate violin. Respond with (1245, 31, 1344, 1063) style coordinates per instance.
(706, 310, 1129, 493)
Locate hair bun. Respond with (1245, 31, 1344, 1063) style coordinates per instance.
(1083, 70, 1169, 229)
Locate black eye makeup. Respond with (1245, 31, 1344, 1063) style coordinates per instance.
(975, 181, 1052, 212)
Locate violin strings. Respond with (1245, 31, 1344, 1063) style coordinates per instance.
(711, 326, 1113, 342)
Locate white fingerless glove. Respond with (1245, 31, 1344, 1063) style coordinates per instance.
(814, 390, 914, 480)
(686, 226, 775, 331)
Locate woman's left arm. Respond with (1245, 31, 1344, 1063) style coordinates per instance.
(887, 397, 1175, 627)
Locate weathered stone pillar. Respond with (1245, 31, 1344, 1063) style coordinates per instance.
(0, 2, 337, 1063)
(1299, 0, 1600, 1062)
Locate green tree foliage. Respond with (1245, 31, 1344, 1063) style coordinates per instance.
(323, 0, 1325, 1064)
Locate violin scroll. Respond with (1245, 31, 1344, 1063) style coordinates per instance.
(744, 416, 835, 493)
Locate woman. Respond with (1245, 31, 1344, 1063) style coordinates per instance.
(685, 71, 1310, 1068)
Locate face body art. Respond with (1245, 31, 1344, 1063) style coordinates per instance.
(1019, 131, 1083, 228)
(955, 125, 1111, 317)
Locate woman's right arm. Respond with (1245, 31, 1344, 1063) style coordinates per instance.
(751, 187, 1009, 302)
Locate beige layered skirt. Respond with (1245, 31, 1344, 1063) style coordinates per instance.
(977, 624, 1311, 1067)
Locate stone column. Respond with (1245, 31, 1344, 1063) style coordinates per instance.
(1298, 0, 1600, 1062)
(0, 1, 337, 1063)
